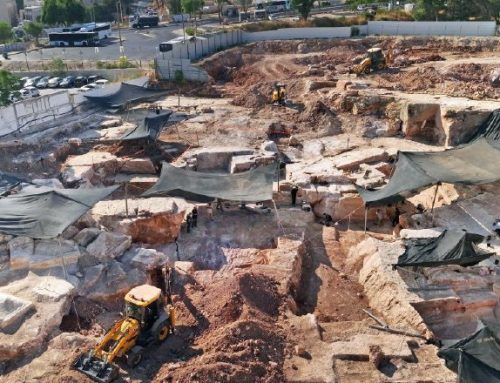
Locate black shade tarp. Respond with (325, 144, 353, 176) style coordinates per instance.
(438, 321, 500, 383)
(357, 138, 500, 206)
(143, 162, 276, 202)
(468, 109, 500, 144)
(0, 172, 24, 196)
(0, 186, 118, 238)
(84, 78, 168, 109)
(397, 230, 493, 267)
(121, 111, 173, 141)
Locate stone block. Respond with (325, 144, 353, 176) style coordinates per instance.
(230, 155, 256, 173)
(74, 228, 102, 247)
(86, 232, 131, 260)
(99, 119, 122, 128)
(61, 225, 79, 240)
(175, 261, 195, 274)
(119, 158, 156, 174)
(333, 148, 389, 171)
(260, 140, 278, 153)
(131, 248, 173, 271)
(0, 293, 34, 330)
(331, 334, 414, 361)
(13, 239, 81, 271)
(32, 278, 75, 303)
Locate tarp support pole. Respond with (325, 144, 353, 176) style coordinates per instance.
(364, 206, 368, 235)
(430, 183, 440, 224)
(125, 182, 129, 218)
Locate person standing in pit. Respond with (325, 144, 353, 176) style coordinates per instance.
(192, 207, 198, 227)
(291, 185, 299, 206)
(186, 213, 192, 233)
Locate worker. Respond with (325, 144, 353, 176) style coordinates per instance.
(391, 205, 401, 227)
(192, 207, 198, 227)
(216, 199, 223, 211)
(186, 213, 192, 233)
(174, 237, 180, 261)
(291, 185, 298, 206)
(207, 203, 213, 221)
(323, 213, 333, 227)
(376, 208, 385, 226)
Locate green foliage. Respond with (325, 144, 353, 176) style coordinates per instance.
(240, 16, 367, 32)
(91, 0, 132, 22)
(0, 70, 21, 107)
(96, 57, 136, 69)
(42, 0, 87, 25)
(0, 22, 13, 44)
(23, 21, 44, 44)
(292, 0, 315, 20)
(49, 57, 66, 75)
(185, 26, 196, 36)
(374, 9, 414, 21)
(167, 0, 182, 15)
(413, 0, 500, 20)
(174, 70, 185, 84)
(181, 0, 202, 15)
(16, 0, 24, 10)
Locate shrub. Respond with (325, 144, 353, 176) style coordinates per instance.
(49, 57, 65, 76)
(374, 9, 414, 21)
(174, 69, 184, 84)
(185, 27, 196, 36)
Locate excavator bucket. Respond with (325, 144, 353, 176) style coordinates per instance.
(73, 352, 119, 383)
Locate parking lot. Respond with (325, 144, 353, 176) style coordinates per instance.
(11, 25, 182, 62)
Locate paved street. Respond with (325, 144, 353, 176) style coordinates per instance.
(11, 24, 183, 62)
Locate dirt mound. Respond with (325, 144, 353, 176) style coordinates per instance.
(156, 319, 286, 383)
(232, 82, 270, 108)
(154, 271, 286, 383)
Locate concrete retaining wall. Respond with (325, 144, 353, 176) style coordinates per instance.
(0, 90, 78, 137)
(155, 58, 209, 82)
(367, 21, 496, 37)
(156, 30, 243, 82)
(243, 27, 353, 41)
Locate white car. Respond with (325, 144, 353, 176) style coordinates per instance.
(20, 86, 40, 98)
(79, 83, 97, 92)
(94, 79, 109, 87)
(47, 77, 61, 88)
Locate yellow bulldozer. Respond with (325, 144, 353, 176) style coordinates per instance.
(351, 47, 392, 75)
(271, 82, 287, 106)
(74, 278, 176, 383)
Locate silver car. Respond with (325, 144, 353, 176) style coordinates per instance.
(48, 77, 62, 88)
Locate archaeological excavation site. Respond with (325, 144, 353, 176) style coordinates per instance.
(1, 35, 500, 383)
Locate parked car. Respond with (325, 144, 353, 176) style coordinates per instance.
(74, 76, 88, 87)
(94, 79, 109, 87)
(25, 76, 42, 87)
(35, 76, 50, 88)
(20, 76, 30, 86)
(48, 77, 62, 88)
(87, 75, 103, 83)
(59, 76, 75, 88)
(79, 83, 97, 92)
(20, 86, 40, 98)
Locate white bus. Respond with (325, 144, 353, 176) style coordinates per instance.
(266, 0, 290, 13)
(79, 23, 112, 39)
(48, 32, 99, 47)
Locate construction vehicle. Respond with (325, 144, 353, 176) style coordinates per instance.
(351, 47, 391, 75)
(74, 271, 175, 383)
(271, 83, 287, 106)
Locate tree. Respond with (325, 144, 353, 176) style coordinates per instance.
(292, 0, 314, 20)
(413, 0, 446, 21)
(167, 0, 182, 14)
(181, 0, 202, 34)
(41, 0, 60, 25)
(238, 0, 250, 13)
(23, 21, 44, 45)
(42, 0, 87, 25)
(215, 0, 225, 23)
(0, 70, 21, 107)
(16, 0, 24, 11)
(0, 22, 12, 44)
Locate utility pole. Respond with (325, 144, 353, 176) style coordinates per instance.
(116, 0, 125, 57)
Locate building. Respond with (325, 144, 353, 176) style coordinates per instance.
(0, 0, 18, 26)
(20, 6, 43, 22)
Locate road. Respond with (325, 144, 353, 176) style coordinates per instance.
(11, 24, 183, 62)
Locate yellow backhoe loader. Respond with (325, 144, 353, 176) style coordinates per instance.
(351, 47, 393, 75)
(73, 273, 175, 383)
